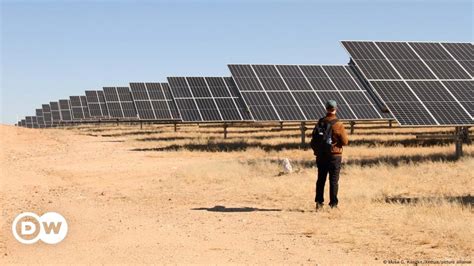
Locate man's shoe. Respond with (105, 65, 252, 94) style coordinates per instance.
(315, 203, 324, 211)
(329, 204, 338, 209)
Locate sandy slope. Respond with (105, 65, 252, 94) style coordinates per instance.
(0, 125, 373, 264)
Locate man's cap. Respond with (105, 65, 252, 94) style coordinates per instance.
(326, 100, 337, 109)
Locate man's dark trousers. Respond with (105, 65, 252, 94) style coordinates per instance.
(315, 156, 342, 207)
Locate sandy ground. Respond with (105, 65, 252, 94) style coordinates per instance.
(1, 124, 373, 264)
(0, 124, 472, 264)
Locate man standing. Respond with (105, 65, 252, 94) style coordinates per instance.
(310, 100, 349, 210)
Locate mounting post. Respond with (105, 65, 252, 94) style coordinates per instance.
(223, 123, 228, 139)
(174, 123, 177, 132)
(140, 121, 143, 130)
(462, 126, 471, 144)
(300, 122, 307, 148)
(455, 126, 463, 159)
(279, 122, 283, 130)
(350, 121, 356, 134)
(389, 120, 393, 128)
(116, 119, 119, 127)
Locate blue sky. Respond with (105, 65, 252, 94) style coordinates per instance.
(1, 0, 472, 124)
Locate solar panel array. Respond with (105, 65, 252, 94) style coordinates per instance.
(167, 77, 252, 122)
(342, 41, 473, 126)
(228, 64, 388, 121)
(17, 40, 471, 128)
(103, 87, 138, 119)
(129, 82, 180, 120)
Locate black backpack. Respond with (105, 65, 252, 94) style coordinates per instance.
(310, 118, 338, 157)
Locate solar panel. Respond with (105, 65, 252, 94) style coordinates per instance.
(70, 96, 84, 120)
(50, 101, 61, 125)
(80, 96, 91, 119)
(70, 96, 91, 120)
(129, 82, 180, 121)
(85, 90, 109, 118)
(442, 81, 474, 117)
(31, 116, 39, 128)
(342, 41, 473, 126)
(103, 87, 138, 119)
(35, 109, 46, 128)
(228, 64, 387, 121)
(20, 119, 26, 127)
(42, 104, 52, 127)
(25, 116, 33, 128)
(161, 83, 181, 120)
(167, 77, 252, 122)
(58, 99, 73, 122)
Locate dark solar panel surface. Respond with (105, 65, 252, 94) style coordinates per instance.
(103, 87, 138, 119)
(167, 77, 252, 122)
(228, 64, 388, 121)
(58, 99, 72, 121)
(130, 82, 180, 120)
(342, 41, 473, 126)
(86, 90, 109, 117)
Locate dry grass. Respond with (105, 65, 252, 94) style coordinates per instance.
(71, 122, 474, 259)
(3, 122, 472, 263)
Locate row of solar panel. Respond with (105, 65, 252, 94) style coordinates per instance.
(228, 64, 391, 121)
(341, 41, 472, 126)
(18, 69, 391, 128)
(17, 41, 473, 128)
(18, 83, 180, 128)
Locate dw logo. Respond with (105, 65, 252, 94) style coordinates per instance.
(12, 212, 68, 244)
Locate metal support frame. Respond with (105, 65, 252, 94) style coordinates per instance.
(300, 122, 307, 148)
(279, 122, 283, 130)
(461, 126, 471, 144)
(174, 123, 177, 132)
(455, 126, 464, 159)
(415, 127, 470, 159)
(223, 123, 228, 139)
(389, 120, 392, 128)
(140, 121, 143, 130)
(350, 121, 356, 134)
